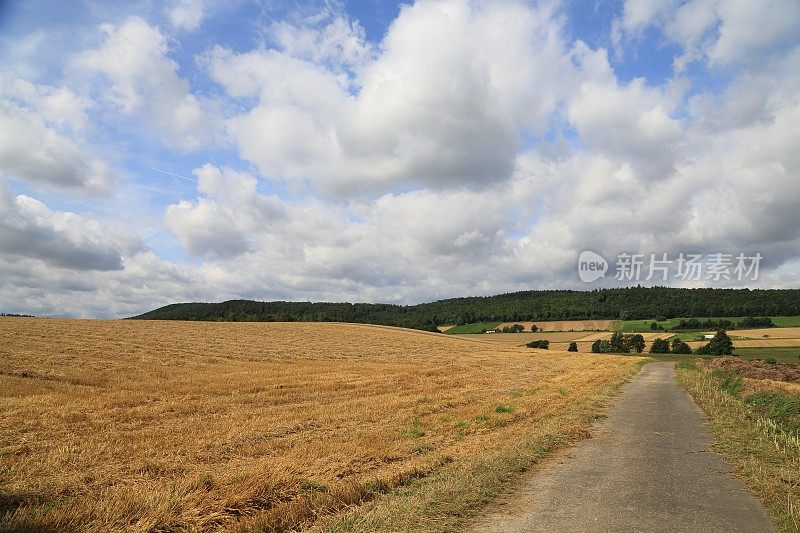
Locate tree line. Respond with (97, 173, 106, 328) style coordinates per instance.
(131, 287, 800, 332)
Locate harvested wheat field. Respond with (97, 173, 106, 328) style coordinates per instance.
(687, 338, 800, 349)
(452, 331, 596, 345)
(731, 327, 800, 339)
(494, 320, 613, 332)
(0, 318, 641, 532)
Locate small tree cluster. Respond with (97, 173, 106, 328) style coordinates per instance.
(591, 332, 645, 354)
(501, 324, 525, 333)
(649, 337, 691, 354)
(530, 324, 539, 332)
(526, 339, 550, 349)
(567, 341, 578, 352)
(695, 330, 734, 355)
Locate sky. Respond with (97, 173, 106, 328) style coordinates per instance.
(0, 0, 799, 318)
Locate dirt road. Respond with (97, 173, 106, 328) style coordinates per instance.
(473, 362, 775, 532)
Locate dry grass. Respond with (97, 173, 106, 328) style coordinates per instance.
(494, 320, 612, 332)
(0, 318, 640, 532)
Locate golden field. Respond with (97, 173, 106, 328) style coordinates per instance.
(454, 331, 668, 353)
(0, 318, 641, 532)
(494, 320, 613, 332)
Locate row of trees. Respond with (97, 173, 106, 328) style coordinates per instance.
(133, 287, 800, 331)
(589, 330, 734, 356)
(591, 333, 646, 354)
(671, 316, 774, 330)
(650, 338, 692, 354)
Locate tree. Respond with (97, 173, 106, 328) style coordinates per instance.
(650, 338, 671, 354)
(626, 334, 645, 353)
(609, 332, 628, 353)
(591, 339, 610, 353)
(530, 324, 539, 332)
(670, 338, 692, 354)
(567, 341, 578, 352)
(696, 329, 734, 355)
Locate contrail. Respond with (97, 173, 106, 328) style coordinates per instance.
(150, 167, 198, 182)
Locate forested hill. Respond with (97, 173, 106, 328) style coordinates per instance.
(132, 287, 800, 331)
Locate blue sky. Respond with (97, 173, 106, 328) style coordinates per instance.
(1, 0, 799, 316)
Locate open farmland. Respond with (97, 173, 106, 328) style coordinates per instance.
(0, 318, 641, 532)
(493, 320, 614, 332)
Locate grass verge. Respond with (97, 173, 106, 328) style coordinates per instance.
(676, 364, 800, 532)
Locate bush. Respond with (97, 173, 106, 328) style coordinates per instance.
(650, 338, 671, 354)
(591, 339, 610, 353)
(530, 324, 539, 332)
(567, 341, 578, 352)
(526, 340, 549, 349)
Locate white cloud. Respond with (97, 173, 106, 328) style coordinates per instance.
(615, 0, 800, 69)
(0, 182, 139, 271)
(208, 0, 575, 195)
(164, 164, 286, 258)
(167, 0, 205, 31)
(73, 16, 219, 149)
(0, 102, 113, 194)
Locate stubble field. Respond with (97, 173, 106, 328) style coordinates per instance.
(0, 318, 641, 532)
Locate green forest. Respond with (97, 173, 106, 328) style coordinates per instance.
(132, 287, 800, 332)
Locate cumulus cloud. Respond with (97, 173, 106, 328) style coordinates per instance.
(0, 102, 113, 193)
(207, 0, 574, 195)
(614, 0, 800, 69)
(166, 0, 205, 31)
(0, 182, 140, 271)
(164, 164, 286, 258)
(73, 16, 219, 149)
(2, 0, 800, 317)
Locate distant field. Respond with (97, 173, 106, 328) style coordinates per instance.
(452, 332, 595, 345)
(688, 339, 800, 350)
(443, 322, 500, 334)
(618, 316, 800, 332)
(494, 320, 613, 332)
(0, 318, 641, 532)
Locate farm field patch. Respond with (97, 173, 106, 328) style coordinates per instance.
(0, 318, 640, 532)
(493, 320, 613, 332)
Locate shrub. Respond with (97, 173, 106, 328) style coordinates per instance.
(526, 339, 549, 349)
(567, 341, 578, 352)
(591, 339, 610, 353)
(530, 324, 539, 332)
